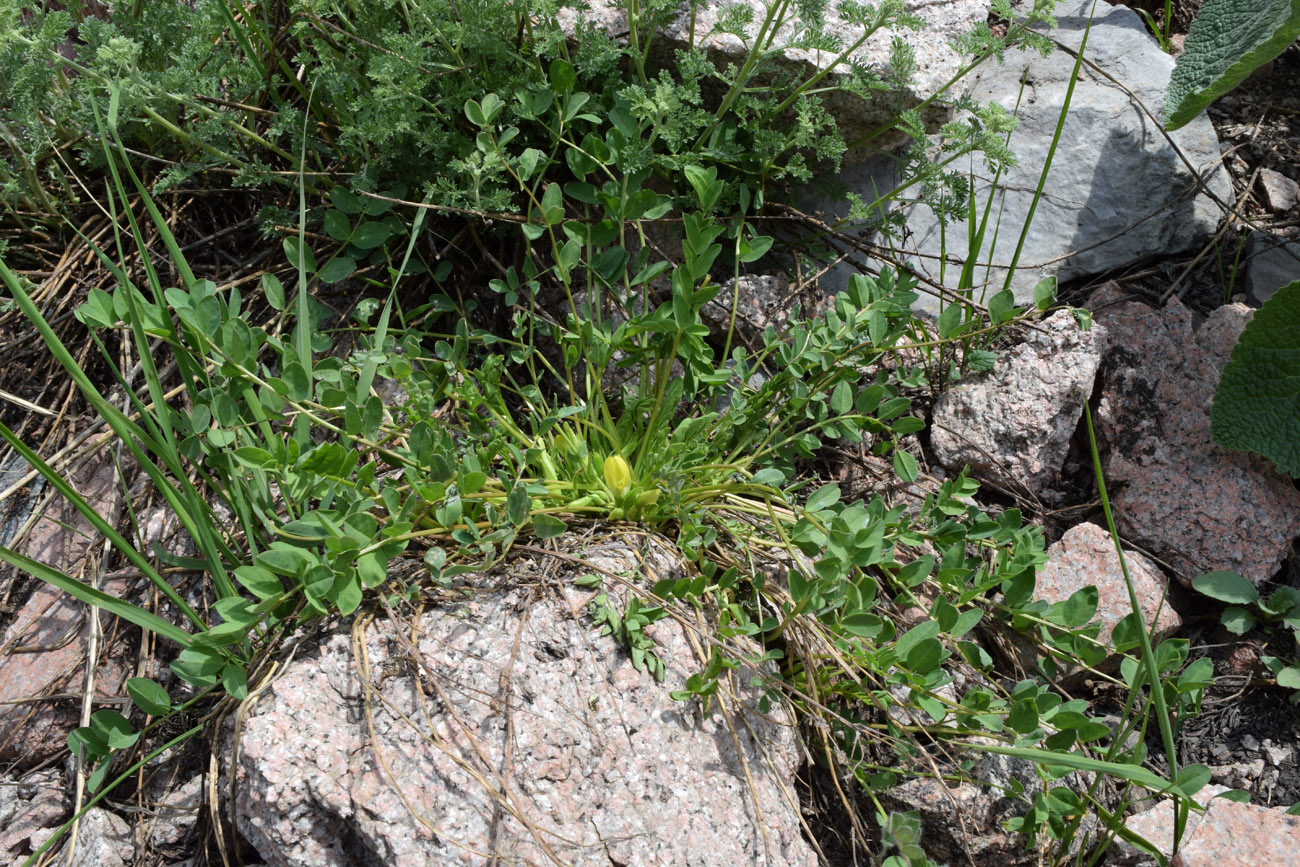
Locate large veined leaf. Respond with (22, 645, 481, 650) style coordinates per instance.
(1210, 281, 1300, 477)
(1164, 0, 1300, 130)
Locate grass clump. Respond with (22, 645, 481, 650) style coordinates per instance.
(0, 1, 1221, 864)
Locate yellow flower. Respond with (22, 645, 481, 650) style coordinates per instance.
(604, 454, 632, 498)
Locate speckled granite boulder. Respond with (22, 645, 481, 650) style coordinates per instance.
(1091, 283, 1300, 586)
(1170, 798, 1300, 866)
(226, 539, 815, 867)
(1035, 522, 1181, 668)
(931, 309, 1107, 498)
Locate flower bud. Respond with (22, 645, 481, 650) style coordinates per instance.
(604, 454, 632, 498)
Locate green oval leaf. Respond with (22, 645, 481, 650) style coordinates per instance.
(77, 288, 119, 328)
(261, 273, 286, 310)
(235, 565, 283, 600)
(330, 186, 363, 215)
(464, 98, 486, 128)
(222, 662, 249, 701)
(805, 483, 841, 513)
(316, 256, 357, 284)
(893, 449, 919, 483)
(1192, 570, 1260, 605)
(531, 514, 568, 539)
(91, 709, 138, 750)
(323, 209, 351, 241)
(281, 360, 311, 401)
(549, 57, 576, 93)
(126, 677, 172, 716)
(1009, 698, 1039, 735)
(351, 222, 393, 250)
(938, 301, 964, 338)
(1172, 764, 1213, 798)
(256, 545, 316, 576)
(840, 613, 885, 638)
(738, 235, 774, 263)
(1221, 605, 1258, 635)
(283, 236, 315, 273)
(234, 446, 274, 468)
(1033, 276, 1058, 311)
(192, 620, 250, 648)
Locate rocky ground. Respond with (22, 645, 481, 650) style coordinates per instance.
(1, 1, 1299, 865)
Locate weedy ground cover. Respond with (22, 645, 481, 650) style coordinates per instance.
(0, 1, 1228, 864)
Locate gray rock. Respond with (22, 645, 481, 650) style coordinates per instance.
(1212, 759, 1268, 790)
(1091, 283, 1300, 586)
(0, 769, 66, 860)
(1244, 231, 1300, 307)
(1257, 168, 1300, 213)
(881, 775, 1026, 863)
(1262, 739, 1292, 768)
(0, 453, 40, 549)
(702, 274, 794, 350)
(930, 309, 1106, 497)
(900, 0, 1230, 312)
(559, 0, 986, 144)
(228, 539, 815, 867)
(59, 808, 133, 867)
(144, 766, 203, 849)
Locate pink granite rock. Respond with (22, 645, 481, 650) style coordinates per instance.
(931, 310, 1107, 497)
(0, 451, 130, 765)
(1036, 522, 1181, 663)
(1172, 798, 1300, 866)
(227, 539, 815, 867)
(1111, 786, 1232, 866)
(1091, 283, 1300, 586)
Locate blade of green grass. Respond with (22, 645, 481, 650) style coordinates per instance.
(358, 191, 433, 400)
(1084, 403, 1194, 851)
(294, 84, 317, 403)
(0, 545, 192, 647)
(1000, 0, 1097, 293)
(95, 89, 239, 600)
(965, 740, 1178, 792)
(0, 417, 206, 631)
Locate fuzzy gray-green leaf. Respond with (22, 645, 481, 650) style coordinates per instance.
(1209, 280, 1300, 476)
(1164, 0, 1300, 130)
